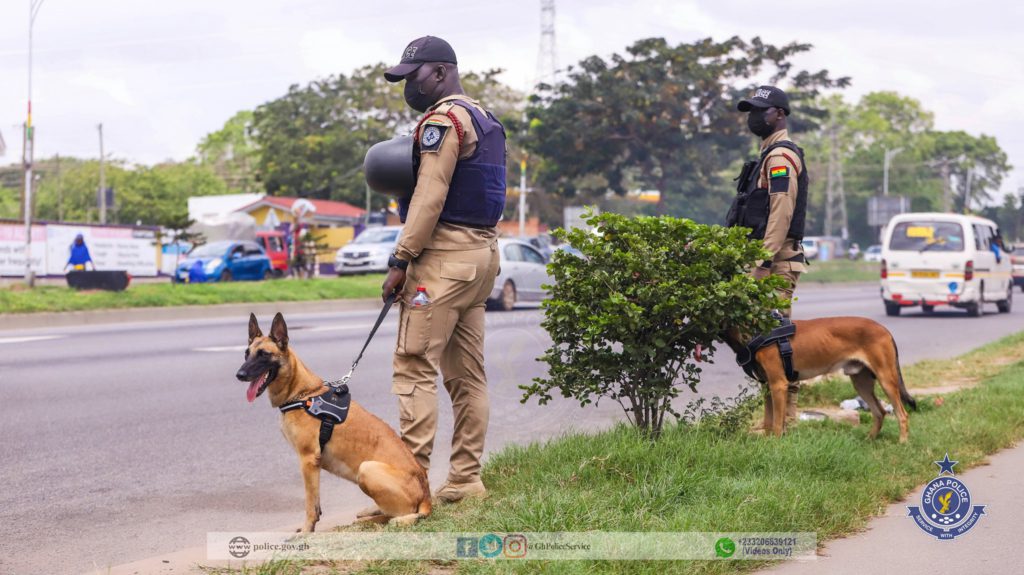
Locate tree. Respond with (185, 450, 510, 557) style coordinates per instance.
(196, 110, 259, 194)
(523, 211, 786, 437)
(29, 157, 227, 226)
(250, 63, 525, 211)
(525, 36, 849, 222)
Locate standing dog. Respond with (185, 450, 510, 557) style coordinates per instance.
(722, 317, 917, 442)
(236, 313, 431, 530)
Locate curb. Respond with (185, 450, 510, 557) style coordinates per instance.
(0, 298, 383, 331)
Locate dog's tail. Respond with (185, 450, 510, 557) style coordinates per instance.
(416, 467, 433, 516)
(892, 335, 917, 411)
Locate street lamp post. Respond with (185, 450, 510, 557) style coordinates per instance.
(22, 0, 45, 287)
(882, 146, 903, 197)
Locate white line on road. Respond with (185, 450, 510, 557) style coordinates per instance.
(193, 345, 246, 352)
(307, 324, 376, 332)
(0, 335, 65, 345)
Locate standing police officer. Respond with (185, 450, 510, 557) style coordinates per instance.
(727, 85, 808, 423)
(377, 36, 505, 507)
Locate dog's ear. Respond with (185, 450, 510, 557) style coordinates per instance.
(248, 313, 263, 343)
(270, 312, 288, 350)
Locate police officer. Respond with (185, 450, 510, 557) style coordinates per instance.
(728, 85, 808, 423)
(377, 36, 504, 506)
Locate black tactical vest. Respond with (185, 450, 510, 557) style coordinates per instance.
(725, 140, 808, 242)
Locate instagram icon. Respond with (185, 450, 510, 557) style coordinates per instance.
(503, 534, 528, 558)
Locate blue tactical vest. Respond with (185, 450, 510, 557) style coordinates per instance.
(400, 100, 507, 228)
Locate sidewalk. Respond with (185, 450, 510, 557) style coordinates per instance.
(0, 297, 382, 331)
(758, 442, 1023, 575)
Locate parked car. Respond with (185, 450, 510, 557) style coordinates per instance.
(335, 226, 402, 275)
(487, 238, 551, 311)
(801, 237, 820, 260)
(519, 234, 555, 261)
(863, 244, 883, 262)
(256, 230, 289, 277)
(175, 240, 273, 283)
(880, 213, 1012, 317)
(1010, 244, 1024, 293)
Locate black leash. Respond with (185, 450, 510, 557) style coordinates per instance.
(335, 291, 398, 387)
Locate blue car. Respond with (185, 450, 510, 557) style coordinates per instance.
(175, 240, 273, 283)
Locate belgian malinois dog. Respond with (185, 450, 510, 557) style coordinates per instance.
(722, 317, 917, 442)
(236, 313, 431, 531)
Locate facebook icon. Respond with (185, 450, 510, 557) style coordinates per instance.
(456, 537, 479, 558)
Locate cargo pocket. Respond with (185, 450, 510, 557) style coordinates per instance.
(397, 305, 431, 356)
(440, 261, 477, 282)
(391, 382, 415, 423)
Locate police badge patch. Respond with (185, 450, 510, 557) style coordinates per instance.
(907, 453, 986, 540)
(420, 124, 447, 152)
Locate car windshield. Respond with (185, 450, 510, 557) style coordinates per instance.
(188, 241, 232, 258)
(352, 229, 399, 244)
(889, 222, 965, 252)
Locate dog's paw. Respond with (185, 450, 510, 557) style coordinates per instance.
(387, 513, 422, 527)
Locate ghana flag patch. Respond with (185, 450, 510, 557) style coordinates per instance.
(769, 166, 789, 178)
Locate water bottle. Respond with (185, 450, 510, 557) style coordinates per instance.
(411, 286, 430, 307)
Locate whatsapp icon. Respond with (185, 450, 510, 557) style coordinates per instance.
(714, 537, 736, 558)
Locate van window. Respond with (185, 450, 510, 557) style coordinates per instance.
(889, 221, 964, 252)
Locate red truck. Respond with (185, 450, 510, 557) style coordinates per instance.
(256, 231, 288, 277)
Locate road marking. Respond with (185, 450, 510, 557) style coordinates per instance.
(307, 324, 376, 332)
(193, 345, 246, 352)
(0, 335, 64, 345)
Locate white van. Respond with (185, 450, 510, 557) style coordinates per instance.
(881, 213, 1013, 317)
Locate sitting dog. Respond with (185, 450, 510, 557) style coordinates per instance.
(236, 313, 431, 530)
(721, 316, 917, 442)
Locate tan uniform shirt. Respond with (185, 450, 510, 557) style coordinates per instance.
(758, 129, 806, 273)
(394, 95, 498, 262)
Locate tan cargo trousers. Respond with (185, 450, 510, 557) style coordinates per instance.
(392, 241, 500, 484)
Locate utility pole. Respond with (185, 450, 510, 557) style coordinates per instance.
(98, 123, 106, 224)
(963, 168, 974, 214)
(56, 152, 63, 221)
(940, 161, 952, 213)
(882, 147, 903, 196)
(23, 0, 45, 287)
(824, 123, 835, 237)
(519, 157, 528, 236)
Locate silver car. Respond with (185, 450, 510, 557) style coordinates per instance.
(335, 225, 402, 275)
(487, 238, 551, 311)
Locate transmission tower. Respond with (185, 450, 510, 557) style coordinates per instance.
(535, 0, 559, 88)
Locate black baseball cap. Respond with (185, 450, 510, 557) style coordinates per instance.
(737, 85, 791, 116)
(384, 36, 458, 82)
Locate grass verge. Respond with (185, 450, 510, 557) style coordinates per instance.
(215, 331, 1024, 575)
(801, 260, 879, 283)
(0, 275, 384, 314)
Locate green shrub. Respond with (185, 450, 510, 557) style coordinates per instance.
(522, 211, 786, 437)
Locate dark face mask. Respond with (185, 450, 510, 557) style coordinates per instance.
(747, 109, 776, 138)
(404, 77, 439, 113)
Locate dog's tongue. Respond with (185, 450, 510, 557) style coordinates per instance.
(246, 372, 267, 403)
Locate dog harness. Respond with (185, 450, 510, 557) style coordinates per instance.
(734, 317, 800, 383)
(279, 383, 352, 451)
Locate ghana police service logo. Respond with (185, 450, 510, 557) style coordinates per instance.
(907, 453, 986, 540)
(422, 125, 442, 147)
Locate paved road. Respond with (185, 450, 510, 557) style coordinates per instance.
(1, 284, 1021, 574)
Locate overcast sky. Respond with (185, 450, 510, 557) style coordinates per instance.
(1, 0, 1021, 200)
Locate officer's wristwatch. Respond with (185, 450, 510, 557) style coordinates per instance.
(387, 254, 409, 271)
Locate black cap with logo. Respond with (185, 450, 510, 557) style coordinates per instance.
(384, 36, 458, 82)
(737, 85, 791, 116)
